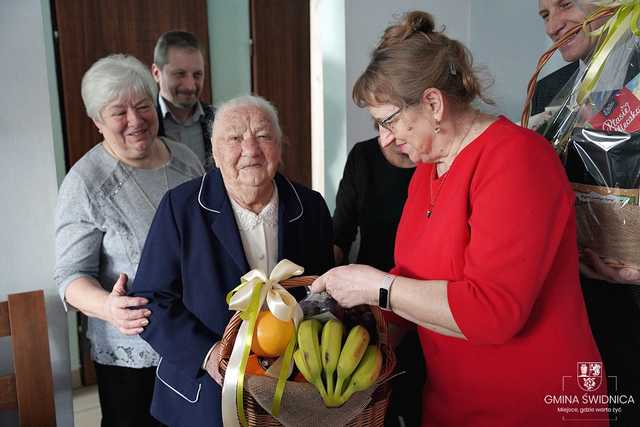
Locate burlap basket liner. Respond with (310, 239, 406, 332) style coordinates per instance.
(214, 276, 397, 427)
(573, 183, 640, 270)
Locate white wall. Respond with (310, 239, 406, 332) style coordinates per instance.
(345, 0, 471, 149)
(469, 0, 552, 120)
(314, 0, 472, 211)
(311, 0, 347, 211)
(343, 0, 554, 142)
(208, 0, 252, 105)
(314, 0, 563, 212)
(0, 1, 73, 426)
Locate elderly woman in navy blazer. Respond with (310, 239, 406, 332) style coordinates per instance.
(130, 95, 334, 427)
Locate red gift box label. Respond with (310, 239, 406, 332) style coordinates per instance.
(589, 87, 640, 133)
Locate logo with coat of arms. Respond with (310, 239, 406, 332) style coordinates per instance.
(577, 362, 603, 392)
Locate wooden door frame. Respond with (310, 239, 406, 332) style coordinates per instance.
(250, 0, 312, 187)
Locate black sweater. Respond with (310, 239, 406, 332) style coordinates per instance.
(333, 138, 415, 271)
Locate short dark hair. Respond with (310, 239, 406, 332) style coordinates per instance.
(153, 30, 202, 68)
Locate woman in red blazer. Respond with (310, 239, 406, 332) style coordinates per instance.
(312, 11, 606, 427)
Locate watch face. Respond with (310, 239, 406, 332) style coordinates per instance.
(379, 287, 389, 309)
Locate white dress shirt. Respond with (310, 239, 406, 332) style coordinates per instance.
(229, 183, 279, 273)
(203, 183, 279, 369)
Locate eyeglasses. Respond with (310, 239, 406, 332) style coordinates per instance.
(375, 108, 403, 132)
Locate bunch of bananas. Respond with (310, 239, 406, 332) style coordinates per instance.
(293, 318, 383, 407)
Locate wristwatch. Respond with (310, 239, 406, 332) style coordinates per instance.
(378, 274, 396, 311)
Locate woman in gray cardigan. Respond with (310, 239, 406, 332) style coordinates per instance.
(54, 54, 203, 427)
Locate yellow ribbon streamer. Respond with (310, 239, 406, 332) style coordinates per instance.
(271, 326, 297, 416)
(236, 282, 262, 427)
(577, 1, 640, 104)
(221, 259, 304, 427)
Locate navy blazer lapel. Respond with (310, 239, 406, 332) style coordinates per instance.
(199, 170, 250, 272)
(277, 195, 286, 261)
(275, 174, 304, 260)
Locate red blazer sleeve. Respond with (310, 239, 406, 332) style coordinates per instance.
(447, 130, 575, 345)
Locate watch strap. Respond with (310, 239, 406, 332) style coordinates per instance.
(378, 273, 396, 310)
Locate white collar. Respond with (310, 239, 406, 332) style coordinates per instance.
(229, 183, 279, 230)
(197, 173, 304, 224)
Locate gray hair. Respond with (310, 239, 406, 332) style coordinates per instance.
(81, 54, 157, 121)
(154, 30, 202, 69)
(212, 95, 283, 142)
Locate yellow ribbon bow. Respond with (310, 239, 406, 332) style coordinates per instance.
(221, 259, 304, 427)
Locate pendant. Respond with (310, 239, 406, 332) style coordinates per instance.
(426, 209, 432, 218)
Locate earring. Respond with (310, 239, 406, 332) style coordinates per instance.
(434, 119, 441, 135)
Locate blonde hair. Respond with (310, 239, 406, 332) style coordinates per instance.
(353, 11, 492, 109)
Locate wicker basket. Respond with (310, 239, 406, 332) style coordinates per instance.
(214, 276, 396, 426)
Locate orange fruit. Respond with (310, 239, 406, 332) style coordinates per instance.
(245, 354, 267, 376)
(251, 310, 294, 357)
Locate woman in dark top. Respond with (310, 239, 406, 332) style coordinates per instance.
(333, 134, 421, 427)
(333, 136, 414, 270)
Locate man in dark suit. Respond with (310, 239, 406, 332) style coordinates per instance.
(531, 61, 577, 116)
(131, 96, 334, 426)
(152, 31, 215, 171)
(532, 0, 605, 115)
(535, 2, 640, 424)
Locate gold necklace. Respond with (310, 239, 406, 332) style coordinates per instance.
(426, 169, 449, 218)
(426, 111, 478, 218)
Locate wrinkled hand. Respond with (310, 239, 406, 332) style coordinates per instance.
(104, 273, 151, 335)
(310, 264, 386, 308)
(205, 342, 224, 384)
(580, 249, 640, 285)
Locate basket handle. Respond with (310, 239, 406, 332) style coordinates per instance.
(279, 275, 318, 289)
(521, 7, 616, 127)
(214, 274, 396, 384)
(214, 275, 317, 383)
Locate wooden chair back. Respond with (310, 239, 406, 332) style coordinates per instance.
(0, 290, 56, 426)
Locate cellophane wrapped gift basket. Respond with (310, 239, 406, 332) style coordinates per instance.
(523, 0, 640, 272)
(213, 260, 396, 427)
